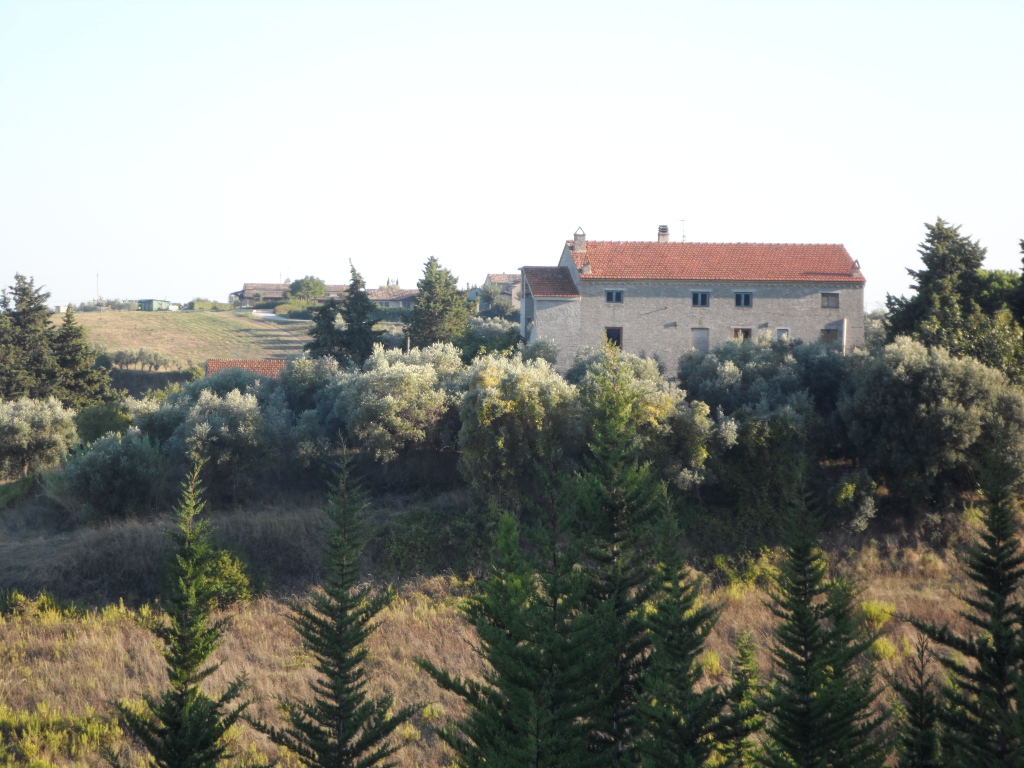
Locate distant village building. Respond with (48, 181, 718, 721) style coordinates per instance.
(521, 226, 865, 373)
(205, 359, 288, 378)
(139, 299, 172, 312)
(483, 273, 522, 310)
(229, 283, 347, 308)
(367, 287, 419, 309)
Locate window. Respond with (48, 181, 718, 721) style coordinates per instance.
(692, 291, 710, 307)
(735, 292, 753, 307)
(605, 327, 623, 347)
(605, 290, 624, 303)
(821, 329, 840, 344)
(734, 328, 752, 341)
(821, 293, 840, 308)
(777, 328, 790, 341)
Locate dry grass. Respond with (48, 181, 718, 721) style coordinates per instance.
(76, 312, 309, 367)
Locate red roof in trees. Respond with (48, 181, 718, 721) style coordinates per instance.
(522, 267, 580, 297)
(205, 359, 288, 378)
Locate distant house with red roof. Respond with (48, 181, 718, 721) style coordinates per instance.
(367, 287, 419, 309)
(521, 226, 865, 373)
(229, 283, 347, 308)
(206, 359, 287, 378)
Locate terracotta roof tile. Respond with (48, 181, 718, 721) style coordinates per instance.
(569, 242, 864, 283)
(485, 273, 521, 285)
(367, 288, 419, 301)
(522, 267, 580, 297)
(205, 359, 288, 378)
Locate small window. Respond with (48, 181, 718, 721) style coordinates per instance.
(777, 328, 790, 341)
(821, 329, 840, 344)
(692, 292, 710, 307)
(734, 328, 752, 341)
(821, 293, 840, 309)
(606, 327, 623, 347)
(735, 292, 753, 308)
(606, 290, 624, 303)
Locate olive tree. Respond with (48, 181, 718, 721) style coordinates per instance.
(0, 396, 77, 478)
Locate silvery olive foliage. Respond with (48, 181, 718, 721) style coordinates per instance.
(0, 396, 77, 478)
(59, 427, 166, 517)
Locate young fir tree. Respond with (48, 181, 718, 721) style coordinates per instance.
(305, 299, 346, 363)
(911, 469, 1024, 767)
(405, 256, 470, 349)
(889, 637, 941, 768)
(577, 344, 664, 765)
(637, 518, 724, 768)
(111, 461, 249, 768)
(419, 509, 599, 768)
(51, 307, 111, 408)
(717, 633, 765, 768)
(339, 264, 383, 366)
(762, 499, 888, 768)
(0, 273, 58, 400)
(257, 452, 417, 768)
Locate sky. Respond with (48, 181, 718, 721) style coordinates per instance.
(1, 1, 1021, 310)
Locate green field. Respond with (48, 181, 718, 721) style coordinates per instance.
(76, 310, 310, 367)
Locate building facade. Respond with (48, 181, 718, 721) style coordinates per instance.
(521, 227, 865, 373)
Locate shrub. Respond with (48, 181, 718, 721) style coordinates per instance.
(74, 401, 131, 443)
(0, 397, 77, 479)
(60, 427, 167, 517)
(519, 338, 557, 365)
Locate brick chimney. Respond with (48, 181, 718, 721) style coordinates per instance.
(658, 224, 669, 243)
(574, 227, 586, 253)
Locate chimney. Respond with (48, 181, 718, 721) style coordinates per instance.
(658, 224, 669, 243)
(574, 227, 586, 253)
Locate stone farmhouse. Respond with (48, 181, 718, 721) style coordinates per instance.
(229, 282, 418, 310)
(520, 226, 865, 373)
(367, 287, 419, 309)
(483, 273, 522, 310)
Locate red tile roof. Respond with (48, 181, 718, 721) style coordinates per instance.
(522, 267, 580, 297)
(569, 241, 864, 283)
(205, 359, 288, 378)
(485, 273, 521, 285)
(367, 288, 419, 301)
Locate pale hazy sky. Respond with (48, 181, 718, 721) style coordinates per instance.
(1, 0, 1021, 309)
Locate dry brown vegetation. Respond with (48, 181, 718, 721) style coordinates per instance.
(76, 312, 309, 367)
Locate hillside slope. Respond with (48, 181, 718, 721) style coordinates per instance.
(76, 311, 309, 367)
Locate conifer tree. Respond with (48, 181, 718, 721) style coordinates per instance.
(339, 264, 383, 366)
(890, 637, 941, 768)
(717, 633, 765, 768)
(419, 509, 598, 768)
(406, 257, 470, 348)
(257, 451, 417, 768)
(0, 274, 58, 400)
(111, 460, 249, 768)
(762, 500, 888, 768)
(637, 521, 724, 768)
(911, 470, 1024, 766)
(577, 344, 664, 764)
(305, 299, 346, 363)
(51, 307, 112, 407)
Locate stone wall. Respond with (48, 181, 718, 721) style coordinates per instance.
(574, 279, 865, 378)
(529, 297, 582, 370)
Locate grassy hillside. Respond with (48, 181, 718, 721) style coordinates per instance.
(75, 311, 310, 367)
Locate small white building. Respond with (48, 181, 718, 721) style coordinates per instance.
(521, 226, 865, 372)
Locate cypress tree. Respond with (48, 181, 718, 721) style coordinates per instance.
(911, 470, 1024, 766)
(339, 264, 383, 366)
(305, 299, 346, 363)
(890, 637, 941, 768)
(111, 461, 249, 768)
(762, 501, 888, 768)
(577, 345, 664, 765)
(717, 633, 765, 768)
(257, 452, 417, 768)
(405, 257, 470, 348)
(51, 307, 111, 408)
(637, 522, 724, 768)
(419, 509, 598, 768)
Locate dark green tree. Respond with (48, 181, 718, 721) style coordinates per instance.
(762, 500, 888, 768)
(51, 307, 112, 407)
(889, 637, 941, 768)
(290, 276, 328, 303)
(305, 299, 346, 363)
(256, 452, 417, 768)
(405, 257, 470, 348)
(577, 344, 664, 764)
(0, 274, 58, 400)
(637, 521, 724, 768)
(110, 461, 249, 768)
(717, 633, 765, 768)
(911, 469, 1024, 767)
(339, 264, 383, 366)
(419, 511, 598, 768)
